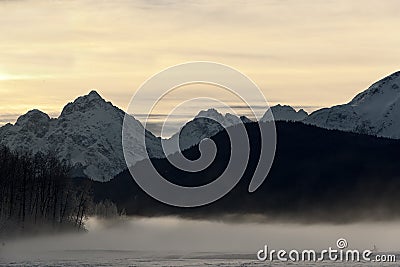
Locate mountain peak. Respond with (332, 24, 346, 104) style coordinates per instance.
(306, 70, 400, 138)
(87, 90, 103, 100)
(60, 90, 110, 117)
(195, 108, 225, 125)
(196, 108, 222, 118)
(23, 109, 48, 117)
(195, 108, 243, 126)
(261, 104, 308, 122)
(75, 90, 106, 103)
(15, 109, 50, 126)
(0, 90, 162, 182)
(350, 71, 400, 105)
(76, 90, 105, 103)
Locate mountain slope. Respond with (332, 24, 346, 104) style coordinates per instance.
(154, 105, 306, 155)
(0, 91, 162, 181)
(305, 71, 400, 138)
(162, 108, 252, 154)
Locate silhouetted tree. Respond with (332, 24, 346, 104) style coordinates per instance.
(0, 146, 93, 236)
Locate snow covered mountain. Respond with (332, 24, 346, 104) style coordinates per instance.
(163, 105, 308, 154)
(0, 91, 162, 181)
(162, 108, 252, 154)
(305, 71, 400, 138)
(261, 104, 308, 122)
(3, 71, 399, 182)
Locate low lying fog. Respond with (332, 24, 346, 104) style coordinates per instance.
(2, 217, 400, 261)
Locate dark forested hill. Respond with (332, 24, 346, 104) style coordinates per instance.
(90, 122, 400, 223)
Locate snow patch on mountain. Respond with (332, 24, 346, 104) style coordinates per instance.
(0, 90, 162, 182)
(305, 71, 400, 138)
(162, 108, 252, 154)
(4, 71, 400, 182)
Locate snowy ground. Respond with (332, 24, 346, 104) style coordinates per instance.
(1, 250, 399, 267)
(1, 217, 400, 266)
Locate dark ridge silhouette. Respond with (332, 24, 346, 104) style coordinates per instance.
(86, 121, 400, 223)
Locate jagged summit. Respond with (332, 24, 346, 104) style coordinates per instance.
(73, 90, 106, 104)
(2, 70, 400, 182)
(60, 90, 115, 117)
(0, 91, 162, 182)
(196, 108, 223, 120)
(163, 108, 252, 155)
(87, 90, 103, 99)
(196, 108, 242, 126)
(261, 104, 308, 122)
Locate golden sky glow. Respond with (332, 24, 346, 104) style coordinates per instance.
(0, 0, 399, 126)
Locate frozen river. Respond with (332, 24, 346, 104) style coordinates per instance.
(1, 217, 399, 266)
(1, 250, 399, 267)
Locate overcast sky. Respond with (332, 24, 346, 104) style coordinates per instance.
(1, 0, 399, 127)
